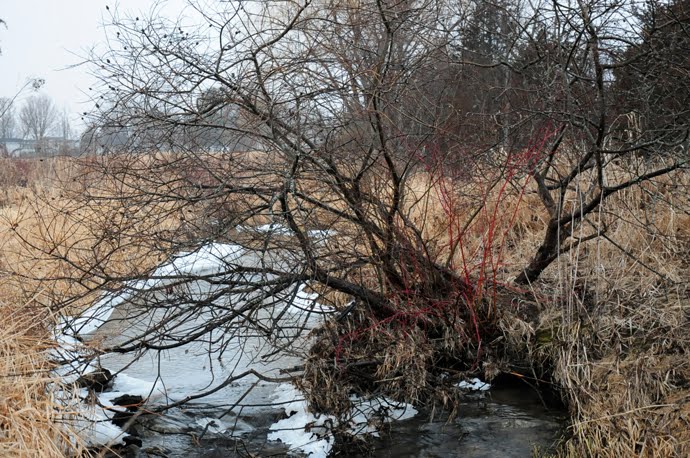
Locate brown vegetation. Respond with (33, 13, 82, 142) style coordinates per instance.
(0, 274, 76, 456)
(296, 154, 690, 456)
(1, 0, 689, 455)
(0, 152, 688, 456)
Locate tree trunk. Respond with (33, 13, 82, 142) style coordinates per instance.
(515, 219, 569, 284)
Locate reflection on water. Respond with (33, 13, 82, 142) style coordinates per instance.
(85, 257, 563, 457)
(355, 388, 564, 458)
(131, 386, 564, 457)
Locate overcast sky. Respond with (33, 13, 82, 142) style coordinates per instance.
(0, 1, 160, 134)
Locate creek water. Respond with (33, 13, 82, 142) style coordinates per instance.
(114, 386, 565, 457)
(356, 388, 565, 458)
(94, 302, 564, 457)
(83, 244, 564, 457)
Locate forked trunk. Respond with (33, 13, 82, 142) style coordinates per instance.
(515, 219, 569, 284)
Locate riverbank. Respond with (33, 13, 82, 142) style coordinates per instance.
(0, 299, 75, 456)
(0, 156, 687, 456)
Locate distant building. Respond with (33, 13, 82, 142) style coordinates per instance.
(0, 137, 80, 157)
(0, 138, 27, 156)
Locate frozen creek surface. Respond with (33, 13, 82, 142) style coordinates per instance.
(93, 301, 564, 457)
(109, 385, 565, 457)
(66, 242, 563, 456)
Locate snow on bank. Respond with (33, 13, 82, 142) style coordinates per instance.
(52, 239, 337, 449)
(99, 373, 166, 406)
(457, 377, 490, 392)
(56, 230, 332, 344)
(71, 406, 127, 448)
(52, 363, 168, 448)
(290, 283, 334, 315)
(256, 223, 293, 236)
(58, 292, 124, 336)
(54, 243, 246, 342)
(150, 243, 245, 280)
(246, 222, 337, 242)
(269, 384, 336, 457)
(269, 383, 417, 458)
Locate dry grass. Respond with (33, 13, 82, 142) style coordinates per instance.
(0, 159, 87, 456)
(0, 156, 183, 456)
(0, 156, 194, 313)
(0, 299, 81, 457)
(495, 163, 690, 457)
(0, 151, 687, 456)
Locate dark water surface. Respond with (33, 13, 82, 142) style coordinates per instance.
(132, 384, 564, 457)
(88, 258, 564, 457)
(353, 387, 564, 458)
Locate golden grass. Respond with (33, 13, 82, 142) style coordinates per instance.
(495, 164, 690, 457)
(0, 299, 81, 457)
(0, 156, 182, 455)
(0, 152, 687, 456)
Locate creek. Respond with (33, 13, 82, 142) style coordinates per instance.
(73, 242, 564, 456)
(91, 301, 564, 457)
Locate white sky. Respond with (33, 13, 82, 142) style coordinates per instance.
(0, 1, 161, 134)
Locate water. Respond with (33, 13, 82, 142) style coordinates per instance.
(84, 248, 564, 457)
(125, 386, 564, 457)
(92, 306, 564, 457)
(356, 389, 564, 457)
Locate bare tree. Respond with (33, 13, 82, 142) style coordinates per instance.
(58, 108, 71, 141)
(19, 94, 58, 154)
(23, 0, 688, 438)
(0, 97, 15, 156)
(32, 0, 486, 417)
(0, 97, 15, 138)
(442, 0, 690, 284)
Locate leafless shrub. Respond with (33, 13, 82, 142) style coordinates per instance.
(3, 0, 689, 454)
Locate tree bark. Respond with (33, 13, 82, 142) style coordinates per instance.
(515, 219, 569, 284)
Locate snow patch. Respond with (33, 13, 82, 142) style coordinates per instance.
(256, 223, 293, 236)
(457, 377, 490, 392)
(152, 243, 245, 279)
(54, 243, 245, 345)
(290, 284, 335, 315)
(269, 384, 335, 458)
(307, 229, 337, 243)
(60, 292, 123, 336)
(70, 404, 127, 448)
(100, 373, 166, 405)
(268, 384, 417, 457)
(240, 224, 337, 243)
